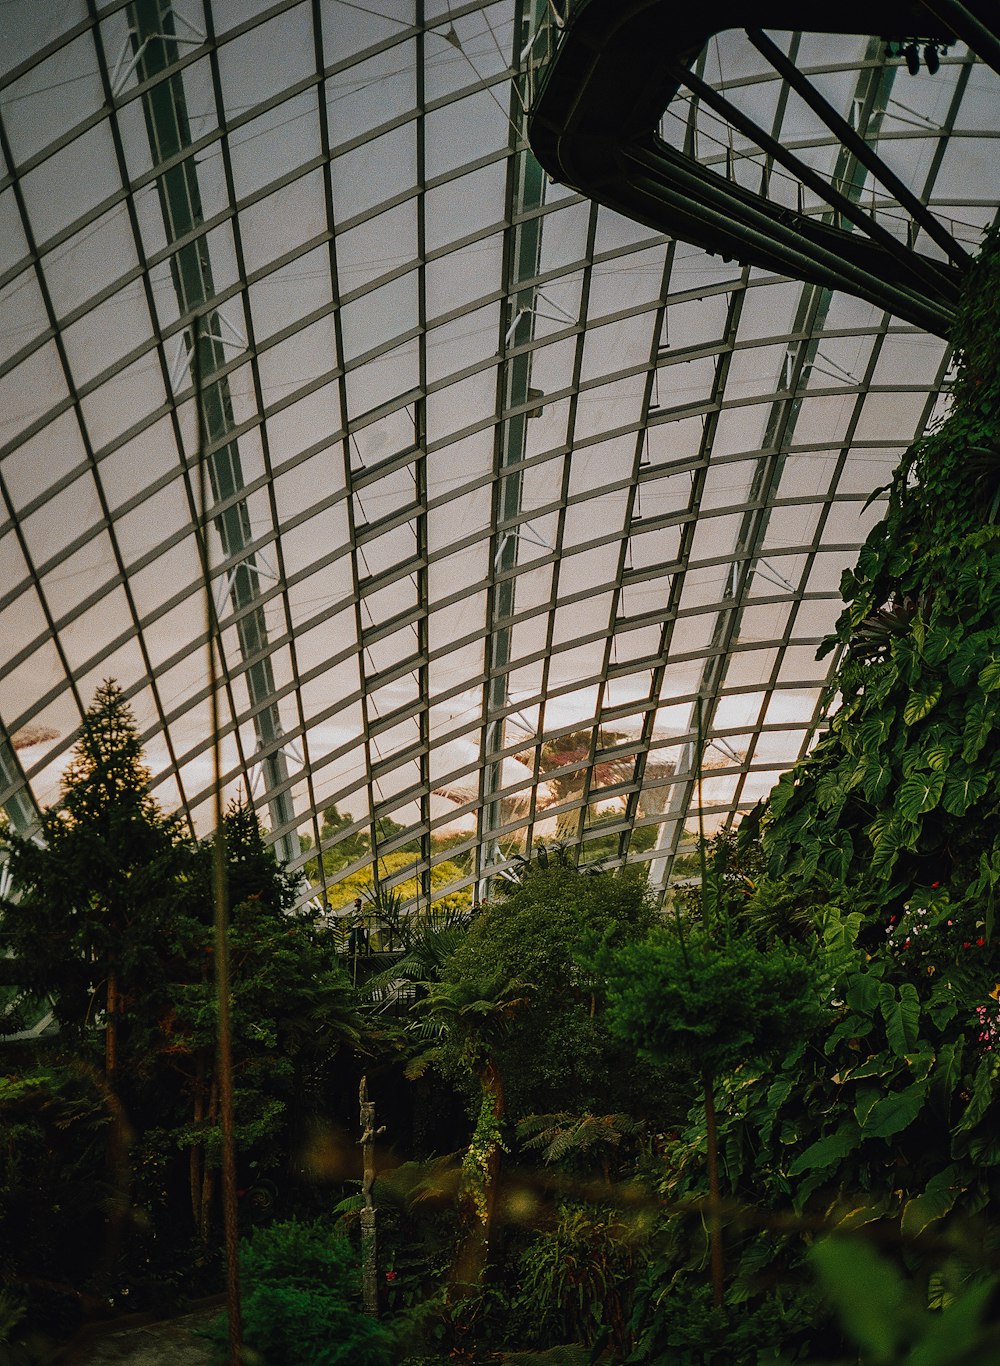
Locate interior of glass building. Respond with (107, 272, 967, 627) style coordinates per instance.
(3, 0, 994, 909)
(2, 1, 1000, 1360)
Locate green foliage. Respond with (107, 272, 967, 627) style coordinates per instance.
(764, 225, 1000, 907)
(0, 684, 366, 1331)
(604, 920, 820, 1075)
(628, 1271, 823, 1365)
(204, 1219, 393, 1365)
(323, 850, 471, 916)
(0, 1060, 110, 1335)
(512, 1203, 638, 1354)
(361, 913, 472, 1014)
(810, 1237, 1000, 1365)
(517, 1111, 644, 1168)
(436, 863, 659, 1120)
(144, 801, 364, 1189)
(0, 680, 186, 1041)
(616, 230, 1000, 1364)
(0, 1286, 26, 1345)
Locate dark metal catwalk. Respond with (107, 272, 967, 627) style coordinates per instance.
(528, 1, 1000, 337)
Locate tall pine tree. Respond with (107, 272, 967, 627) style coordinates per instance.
(0, 680, 186, 1090)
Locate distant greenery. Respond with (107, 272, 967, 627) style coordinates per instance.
(322, 849, 471, 916)
(304, 804, 473, 915)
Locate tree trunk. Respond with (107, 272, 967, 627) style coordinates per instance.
(105, 966, 119, 1090)
(480, 1057, 504, 1252)
(199, 1076, 219, 1246)
(190, 1054, 207, 1230)
(452, 1057, 505, 1297)
(703, 1070, 725, 1309)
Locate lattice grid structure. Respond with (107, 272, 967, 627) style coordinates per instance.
(1, 0, 997, 909)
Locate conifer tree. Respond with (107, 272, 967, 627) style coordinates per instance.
(0, 680, 185, 1090)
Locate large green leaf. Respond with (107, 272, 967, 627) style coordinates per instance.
(859, 714, 892, 751)
(863, 1080, 927, 1138)
(769, 771, 797, 819)
(947, 634, 988, 686)
(962, 698, 996, 763)
(923, 742, 953, 772)
(897, 769, 945, 819)
(909, 1279, 993, 1366)
(978, 656, 1000, 692)
(923, 624, 957, 667)
(869, 815, 920, 875)
(845, 971, 880, 1015)
(953, 1057, 994, 1137)
(880, 981, 920, 1057)
(932, 1038, 965, 1098)
(842, 1053, 896, 1083)
(900, 1163, 966, 1238)
(854, 1084, 881, 1128)
(809, 1238, 905, 1364)
(893, 635, 922, 687)
(816, 772, 847, 813)
(942, 771, 990, 816)
(788, 1121, 862, 1176)
(903, 682, 942, 726)
(862, 758, 892, 804)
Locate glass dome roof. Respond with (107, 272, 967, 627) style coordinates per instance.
(1, 0, 997, 909)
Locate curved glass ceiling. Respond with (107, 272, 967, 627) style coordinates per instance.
(1, 0, 998, 908)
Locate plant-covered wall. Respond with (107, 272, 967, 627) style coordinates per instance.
(597, 223, 1000, 1364)
(764, 221, 1000, 911)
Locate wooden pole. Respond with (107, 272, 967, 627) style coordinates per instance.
(196, 315, 242, 1362)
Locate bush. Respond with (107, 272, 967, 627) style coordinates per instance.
(512, 1202, 639, 1354)
(205, 1219, 392, 1366)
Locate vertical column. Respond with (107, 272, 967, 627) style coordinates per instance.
(128, 0, 298, 860)
(478, 0, 548, 896)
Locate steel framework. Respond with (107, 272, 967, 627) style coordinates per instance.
(0, 0, 997, 906)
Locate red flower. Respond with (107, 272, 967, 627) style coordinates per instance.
(385, 1271, 398, 1281)
(977, 938, 986, 947)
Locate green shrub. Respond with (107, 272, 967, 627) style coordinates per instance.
(0, 1286, 26, 1344)
(205, 1219, 392, 1366)
(512, 1202, 638, 1353)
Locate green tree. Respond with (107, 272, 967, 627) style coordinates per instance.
(401, 860, 660, 1295)
(138, 802, 365, 1242)
(438, 860, 657, 1120)
(0, 680, 186, 1093)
